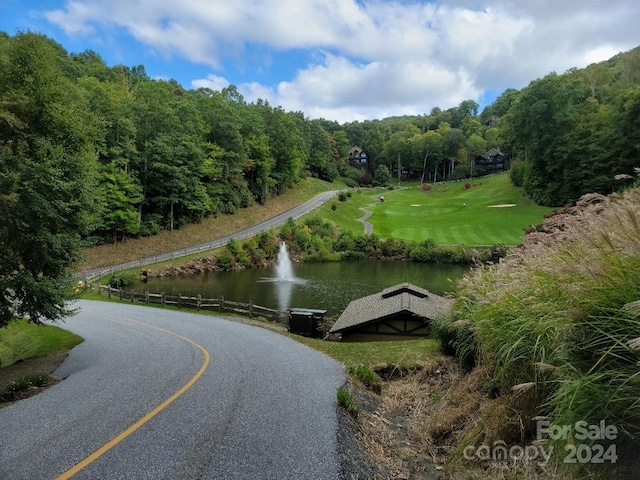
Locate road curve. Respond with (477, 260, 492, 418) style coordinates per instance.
(0, 300, 345, 479)
(83, 190, 340, 280)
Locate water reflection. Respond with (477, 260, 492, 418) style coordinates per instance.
(136, 261, 468, 316)
(258, 276, 307, 312)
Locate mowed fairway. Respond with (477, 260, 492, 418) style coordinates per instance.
(373, 175, 554, 245)
(324, 174, 556, 246)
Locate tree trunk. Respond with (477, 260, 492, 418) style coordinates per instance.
(421, 152, 428, 184)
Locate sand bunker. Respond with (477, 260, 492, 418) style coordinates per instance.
(487, 204, 516, 208)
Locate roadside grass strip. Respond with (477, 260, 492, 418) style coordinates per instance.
(0, 320, 83, 369)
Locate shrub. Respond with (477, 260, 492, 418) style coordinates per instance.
(108, 272, 138, 289)
(509, 159, 531, 187)
(347, 365, 382, 394)
(334, 230, 355, 252)
(225, 238, 249, 267)
(214, 250, 235, 270)
(421, 184, 433, 192)
(380, 238, 409, 259)
(345, 178, 357, 188)
(338, 191, 348, 202)
(331, 203, 337, 211)
(360, 172, 373, 185)
(340, 251, 365, 261)
(410, 245, 433, 262)
(336, 387, 359, 417)
(373, 164, 391, 186)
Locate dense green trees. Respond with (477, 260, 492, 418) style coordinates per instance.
(1, 29, 639, 326)
(500, 48, 640, 205)
(2, 30, 638, 236)
(0, 32, 100, 326)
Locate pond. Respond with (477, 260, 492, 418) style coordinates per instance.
(135, 260, 469, 317)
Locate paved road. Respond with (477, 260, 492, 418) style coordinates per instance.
(356, 205, 377, 235)
(84, 190, 340, 280)
(0, 301, 345, 479)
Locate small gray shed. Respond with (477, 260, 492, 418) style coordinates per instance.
(288, 308, 327, 338)
(329, 283, 453, 342)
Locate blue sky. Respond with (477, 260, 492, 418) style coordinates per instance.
(1, 0, 639, 123)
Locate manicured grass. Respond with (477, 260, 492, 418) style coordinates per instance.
(323, 188, 384, 234)
(289, 335, 440, 368)
(0, 320, 83, 368)
(319, 174, 556, 245)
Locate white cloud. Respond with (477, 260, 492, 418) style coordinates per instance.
(229, 54, 480, 123)
(44, 0, 640, 122)
(191, 74, 231, 92)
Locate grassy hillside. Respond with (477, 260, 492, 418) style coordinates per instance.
(320, 174, 555, 245)
(80, 177, 340, 270)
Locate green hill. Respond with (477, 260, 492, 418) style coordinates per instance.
(321, 174, 554, 246)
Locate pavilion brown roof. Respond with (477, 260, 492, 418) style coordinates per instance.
(329, 283, 453, 334)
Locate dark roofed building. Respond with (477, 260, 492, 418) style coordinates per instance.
(348, 145, 369, 169)
(329, 283, 453, 342)
(475, 147, 509, 173)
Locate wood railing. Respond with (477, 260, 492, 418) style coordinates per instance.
(91, 284, 286, 322)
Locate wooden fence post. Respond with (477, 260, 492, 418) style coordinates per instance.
(108, 286, 112, 299)
(249, 301, 253, 318)
(197, 294, 202, 310)
(161, 292, 165, 306)
(219, 295, 224, 312)
(177, 293, 181, 308)
(119, 288, 123, 300)
(145, 291, 149, 303)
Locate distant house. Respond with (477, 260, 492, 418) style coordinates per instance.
(475, 147, 509, 174)
(329, 283, 453, 342)
(348, 146, 369, 169)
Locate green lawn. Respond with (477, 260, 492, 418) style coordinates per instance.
(289, 335, 440, 368)
(320, 174, 555, 245)
(0, 320, 83, 368)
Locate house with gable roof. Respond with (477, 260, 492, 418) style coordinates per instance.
(329, 283, 453, 342)
(348, 145, 369, 170)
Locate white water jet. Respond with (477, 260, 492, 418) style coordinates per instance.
(275, 242, 294, 281)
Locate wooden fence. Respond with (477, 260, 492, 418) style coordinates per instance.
(91, 284, 286, 322)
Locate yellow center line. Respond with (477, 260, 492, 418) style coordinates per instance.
(56, 316, 211, 479)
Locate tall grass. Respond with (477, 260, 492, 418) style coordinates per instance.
(434, 188, 640, 451)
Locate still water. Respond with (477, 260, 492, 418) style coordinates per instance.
(135, 261, 468, 317)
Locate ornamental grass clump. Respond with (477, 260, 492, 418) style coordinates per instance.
(435, 188, 640, 450)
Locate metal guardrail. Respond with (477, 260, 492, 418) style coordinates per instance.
(80, 190, 340, 281)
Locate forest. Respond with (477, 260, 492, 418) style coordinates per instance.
(2, 31, 639, 247)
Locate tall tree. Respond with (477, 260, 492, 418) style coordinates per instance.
(96, 163, 143, 242)
(307, 120, 336, 181)
(0, 32, 99, 326)
(410, 130, 443, 183)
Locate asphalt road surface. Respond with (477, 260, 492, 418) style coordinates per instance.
(0, 300, 345, 479)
